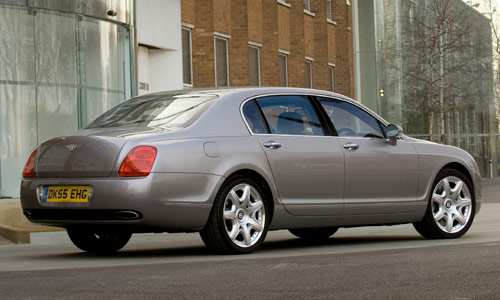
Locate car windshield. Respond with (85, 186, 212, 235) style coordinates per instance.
(86, 93, 217, 129)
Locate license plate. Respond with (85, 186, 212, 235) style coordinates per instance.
(43, 186, 90, 203)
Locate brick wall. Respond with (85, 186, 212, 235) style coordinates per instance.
(229, 0, 249, 86)
(248, 0, 263, 43)
(181, 0, 195, 24)
(333, 1, 354, 96)
(261, 0, 280, 86)
(191, 0, 216, 87)
(277, 4, 290, 51)
(288, 0, 306, 87)
(311, 0, 328, 91)
(180, 0, 354, 97)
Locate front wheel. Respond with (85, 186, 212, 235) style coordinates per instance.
(200, 176, 269, 254)
(67, 228, 132, 254)
(413, 169, 475, 239)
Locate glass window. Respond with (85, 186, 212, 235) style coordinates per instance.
(87, 93, 217, 129)
(319, 98, 385, 138)
(256, 96, 323, 136)
(0, 6, 132, 197)
(215, 37, 229, 87)
(182, 27, 193, 86)
(248, 46, 260, 86)
(303, 0, 311, 11)
(279, 53, 288, 87)
(329, 66, 335, 92)
(326, 0, 332, 20)
(305, 60, 313, 88)
(242, 100, 268, 134)
(83, 18, 131, 126)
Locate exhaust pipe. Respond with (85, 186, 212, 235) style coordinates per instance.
(23, 210, 32, 219)
(115, 210, 141, 220)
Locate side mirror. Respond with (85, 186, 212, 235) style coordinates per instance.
(387, 124, 403, 146)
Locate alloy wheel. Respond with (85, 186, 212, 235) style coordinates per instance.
(223, 183, 265, 248)
(431, 176, 472, 234)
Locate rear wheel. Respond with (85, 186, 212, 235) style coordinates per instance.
(413, 169, 475, 239)
(200, 176, 269, 254)
(289, 227, 338, 240)
(67, 228, 132, 254)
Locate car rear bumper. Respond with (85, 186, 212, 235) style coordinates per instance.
(20, 172, 223, 232)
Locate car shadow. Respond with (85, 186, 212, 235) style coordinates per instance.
(262, 234, 424, 250)
(40, 234, 426, 260)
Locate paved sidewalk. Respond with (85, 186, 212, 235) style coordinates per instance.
(1, 178, 499, 244)
(0, 235, 13, 246)
(0, 198, 62, 244)
(479, 178, 500, 203)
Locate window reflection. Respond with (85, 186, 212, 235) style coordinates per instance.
(0, 4, 132, 197)
(87, 94, 217, 129)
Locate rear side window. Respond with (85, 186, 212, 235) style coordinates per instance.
(86, 93, 217, 129)
(242, 100, 269, 134)
(255, 95, 324, 136)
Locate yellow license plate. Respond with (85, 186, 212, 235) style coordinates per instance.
(44, 186, 90, 203)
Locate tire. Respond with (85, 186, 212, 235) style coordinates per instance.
(289, 227, 339, 240)
(67, 228, 132, 254)
(200, 176, 269, 254)
(413, 169, 475, 239)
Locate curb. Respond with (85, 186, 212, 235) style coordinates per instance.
(0, 224, 30, 244)
(0, 198, 63, 244)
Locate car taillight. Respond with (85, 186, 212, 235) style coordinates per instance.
(22, 149, 38, 178)
(118, 146, 158, 177)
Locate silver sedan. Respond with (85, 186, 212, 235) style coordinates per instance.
(20, 87, 481, 254)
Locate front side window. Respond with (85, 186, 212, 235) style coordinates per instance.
(319, 98, 385, 138)
(255, 96, 323, 136)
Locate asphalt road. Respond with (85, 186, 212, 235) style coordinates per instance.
(1, 239, 500, 300)
(2, 182, 500, 300)
(1, 204, 500, 299)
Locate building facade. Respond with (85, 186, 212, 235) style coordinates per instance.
(354, 0, 498, 176)
(183, 0, 354, 95)
(136, 0, 355, 96)
(0, 0, 135, 197)
(3, 0, 496, 197)
(0, 0, 356, 198)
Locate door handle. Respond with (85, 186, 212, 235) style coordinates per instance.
(263, 141, 282, 149)
(343, 143, 359, 150)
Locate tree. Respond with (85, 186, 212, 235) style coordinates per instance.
(383, 0, 492, 143)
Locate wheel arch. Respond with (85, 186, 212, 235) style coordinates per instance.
(413, 163, 477, 239)
(225, 169, 275, 222)
(439, 162, 475, 193)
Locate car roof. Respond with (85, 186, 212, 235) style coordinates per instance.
(138, 87, 352, 102)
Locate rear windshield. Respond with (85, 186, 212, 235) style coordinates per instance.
(86, 93, 217, 129)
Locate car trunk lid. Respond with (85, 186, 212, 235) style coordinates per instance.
(36, 136, 126, 178)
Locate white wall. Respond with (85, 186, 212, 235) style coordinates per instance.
(136, 0, 183, 94)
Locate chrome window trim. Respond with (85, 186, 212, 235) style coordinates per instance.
(240, 92, 390, 137)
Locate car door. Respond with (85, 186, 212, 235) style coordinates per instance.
(242, 95, 344, 216)
(317, 97, 420, 215)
